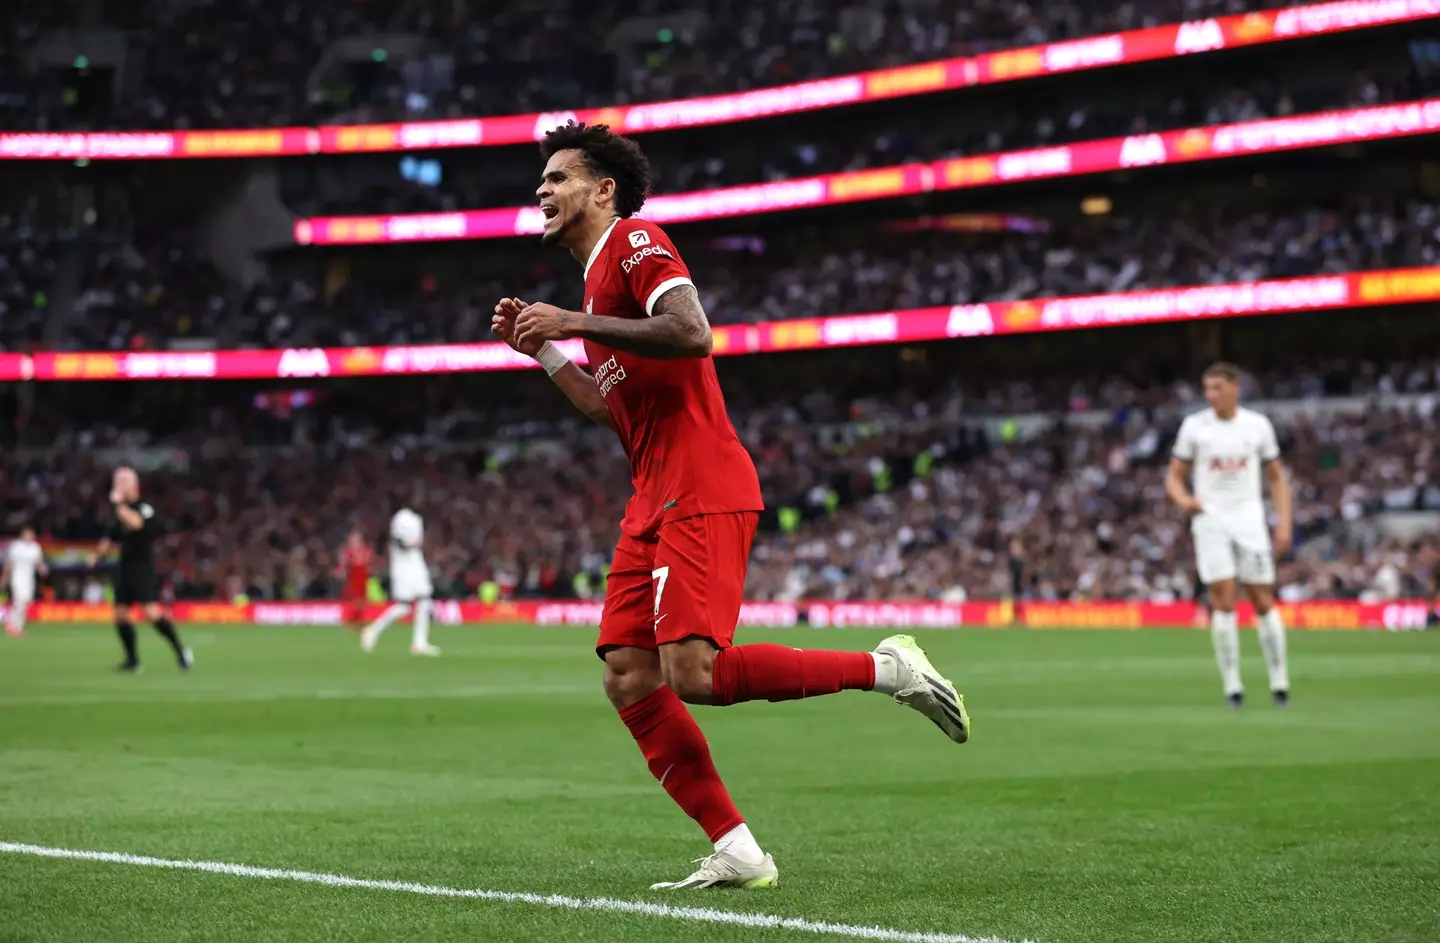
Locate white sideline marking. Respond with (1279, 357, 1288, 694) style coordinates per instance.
(0, 841, 1032, 943)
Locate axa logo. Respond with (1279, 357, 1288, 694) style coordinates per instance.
(1209, 455, 1249, 474)
(278, 348, 330, 378)
(620, 244, 673, 273)
(945, 304, 994, 338)
(628, 229, 651, 248)
(532, 111, 579, 140)
(1119, 134, 1167, 167)
(1174, 19, 1225, 54)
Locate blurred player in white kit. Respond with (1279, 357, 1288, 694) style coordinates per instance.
(1167, 363, 1293, 708)
(360, 507, 440, 656)
(3, 527, 47, 637)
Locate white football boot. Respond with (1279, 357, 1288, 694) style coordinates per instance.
(874, 634, 970, 743)
(650, 851, 779, 890)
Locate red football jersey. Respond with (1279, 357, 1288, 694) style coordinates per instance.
(341, 544, 373, 579)
(581, 217, 763, 537)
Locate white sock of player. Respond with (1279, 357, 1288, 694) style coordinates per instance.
(1210, 609, 1243, 697)
(870, 652, 900, 695)
(713, 822, 765, 865)
(1256, 608, 1289, 693)
(363, 603, 410, 643)
(411, 599, 433, 649)
(5, 602, 24, 635)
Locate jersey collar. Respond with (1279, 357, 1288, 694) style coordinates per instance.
(583, 218, 620, 279)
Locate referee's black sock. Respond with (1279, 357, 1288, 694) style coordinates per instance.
(115, 620, 139, 666)
(153, 617, 186, 660)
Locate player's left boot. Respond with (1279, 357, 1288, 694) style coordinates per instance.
(410, 643, 441, 657)
(1272, 689, 1290, 708)
(4, 622, 22, 638)
(179, 648, 194, 671)
(874, 634, 969, 743)
(650, 851, 779, 890)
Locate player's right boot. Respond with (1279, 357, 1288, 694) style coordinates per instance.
(874, 634, 969, 743)
(410, 644, 441, 657)
(179, 648, 194, 671)
(115, 661, 142, 675)
(359, 627, 379, 653)
(650, 851, 779, 890)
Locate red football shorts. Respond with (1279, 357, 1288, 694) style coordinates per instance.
(342, 579, 367, 623)
(596, 511, 758, 658)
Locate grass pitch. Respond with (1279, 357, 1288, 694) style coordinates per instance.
(1, 623, 1437, 943)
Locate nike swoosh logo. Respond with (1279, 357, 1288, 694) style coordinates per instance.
(654, 614, 667, 631)
(658, 763, 675, 787)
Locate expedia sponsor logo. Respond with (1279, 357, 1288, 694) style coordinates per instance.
(620, 244, 673, 273)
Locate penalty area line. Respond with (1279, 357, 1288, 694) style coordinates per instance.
(0, 841, 1033, 943)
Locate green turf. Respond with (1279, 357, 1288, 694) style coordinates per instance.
(1, 623, 1437, 943)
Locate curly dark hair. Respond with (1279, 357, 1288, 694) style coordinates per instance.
(540, 121, 653, 218)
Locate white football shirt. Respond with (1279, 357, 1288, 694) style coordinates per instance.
(7, 538, 43, 589)
(389, 509, 427, 571)
(1172, 406, 1280, 514)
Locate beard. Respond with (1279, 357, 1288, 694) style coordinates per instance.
(540, 215, 569, 246)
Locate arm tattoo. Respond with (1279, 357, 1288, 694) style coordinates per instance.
(576, 285, 713, 359)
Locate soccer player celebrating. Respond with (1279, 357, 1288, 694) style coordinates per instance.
(1166, 363, 1292, 708)
(493, 122, 969, 890)
(3, 526, 47, 637)
(360, 507, 439, 656)
(91, 467, 192, 673)
(338, 529, 374, 633)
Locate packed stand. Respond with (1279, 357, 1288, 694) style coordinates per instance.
(292, 64, 1418, 216)
(6, 0, 1289, 131)
(4, 365, 1438, 603)
(0, 206, 62, 353)
(38, 192, 1437, 351)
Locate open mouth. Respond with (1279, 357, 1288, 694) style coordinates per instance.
(541, 204, 559, 221)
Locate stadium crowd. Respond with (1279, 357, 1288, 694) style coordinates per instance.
(286, 63, 1414, 217)
(4, 360, 1438, 604)
(22, 192, 1437, 353)
(8, 0, 1290, 131)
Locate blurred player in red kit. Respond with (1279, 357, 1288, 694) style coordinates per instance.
(493, 122, 970, 890)
(338, 530, 373, 632)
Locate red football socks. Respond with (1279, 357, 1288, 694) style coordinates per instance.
(711, 644, 876, 706)
(618, 686, 744, 842)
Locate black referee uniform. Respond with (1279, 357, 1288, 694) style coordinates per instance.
(109, 500, 190, 672)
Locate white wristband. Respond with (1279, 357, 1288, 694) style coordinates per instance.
(535, 341, 570, 377)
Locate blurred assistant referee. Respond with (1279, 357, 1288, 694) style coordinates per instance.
(91, 466, 192, 673)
